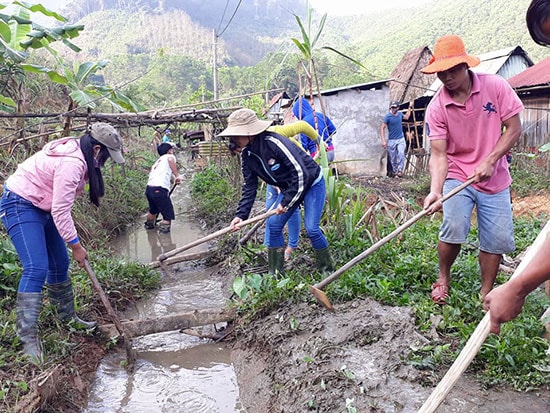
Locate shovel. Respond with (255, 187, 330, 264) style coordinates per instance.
(84, 259, 136, 369)
(155, 209, 278, 263)
(310, 177, 475, 310)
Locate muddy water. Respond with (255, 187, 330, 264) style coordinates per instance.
(83, 162, 242, 412)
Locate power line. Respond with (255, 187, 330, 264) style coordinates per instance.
(216, 0, 231, 35)
(217, 0, 243, 38)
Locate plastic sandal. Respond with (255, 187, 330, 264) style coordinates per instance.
(431, 281, 449, 305)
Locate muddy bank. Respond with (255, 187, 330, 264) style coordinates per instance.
(230, 298, 550, 412)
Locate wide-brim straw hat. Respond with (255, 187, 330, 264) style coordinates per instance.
(421, 35, 480, 74)
(218, 108, 272, 137)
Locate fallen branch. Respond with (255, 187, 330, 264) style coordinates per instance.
(98, 307, 235, 339)
(148, 250, 211, 269)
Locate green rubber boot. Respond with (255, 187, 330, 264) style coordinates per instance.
(314, 247, 334, 274)
(267, 247, 285, 276)
(47, 279, 97, 330)
(16, 292, 44, 364)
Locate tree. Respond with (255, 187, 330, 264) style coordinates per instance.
(1, 1, 144, 136)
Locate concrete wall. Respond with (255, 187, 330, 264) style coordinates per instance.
(312, 85, 390, 176)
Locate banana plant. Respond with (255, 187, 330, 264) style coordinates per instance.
(0, 1, 84, 112)
(291, 0, 366, 173)
(23, 43, 145, 133)
(290, 1, 367, 224)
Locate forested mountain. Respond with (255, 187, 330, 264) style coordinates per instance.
(51, 0, 546, 108)
(59, 0, 307, 66)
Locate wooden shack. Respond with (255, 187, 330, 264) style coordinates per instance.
(508, 56, 550, 151)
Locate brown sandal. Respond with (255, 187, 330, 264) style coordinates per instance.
(431, 281, 449, 305)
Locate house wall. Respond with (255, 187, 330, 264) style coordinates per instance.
(311, 85, 390, 176)
(517, 94, 550, 151)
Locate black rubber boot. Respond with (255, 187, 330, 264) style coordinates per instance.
(159, 222, 171, 233)
(314, 247, 334, 274)
(267, 247, 285, 276)
(47, 279, 97, 330)
(16, 292, 44, 364)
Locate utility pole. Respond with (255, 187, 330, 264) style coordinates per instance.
(212, 29, 218, 101)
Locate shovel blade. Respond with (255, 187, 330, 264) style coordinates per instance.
(309, 285, 334, 311)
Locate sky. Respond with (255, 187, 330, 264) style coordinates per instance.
(309, 0, 431, 16)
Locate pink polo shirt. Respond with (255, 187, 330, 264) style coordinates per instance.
(425, 72, 523, 194)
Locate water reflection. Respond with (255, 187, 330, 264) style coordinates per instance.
(146, 230, 177, 262)
(84, 164, 241, 412)
(84, 340, 241, 413)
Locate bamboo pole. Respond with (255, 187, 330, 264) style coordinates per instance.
(418, 220, 550, 413)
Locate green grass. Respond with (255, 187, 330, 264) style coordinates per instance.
(231, 215, 549, 390)
(186, 154, 550, 391)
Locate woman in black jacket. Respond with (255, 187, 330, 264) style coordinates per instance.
(219, 108, 333, 275)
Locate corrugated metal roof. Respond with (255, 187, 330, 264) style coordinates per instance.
(309, 79, 390, 97)
(507, 56, 550, 89)
(424, 46, 533, 96)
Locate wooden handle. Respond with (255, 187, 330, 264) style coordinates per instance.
(156, 209, 278, 262)
(418, 220, 550, 412)
(239, 202, 278, 245)
(84, 260, 125, 336)
(314, 177, 475, 290)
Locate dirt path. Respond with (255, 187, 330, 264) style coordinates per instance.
(231, 299, 550, 412)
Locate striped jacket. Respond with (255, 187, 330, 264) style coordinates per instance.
(236, 131, 321, 220)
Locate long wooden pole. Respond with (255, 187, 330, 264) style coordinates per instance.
(152, 209, 277, 264)
(310, 178, 475, 310)
(84, 260, 136, 369)
(418, 220, 550, 413)
(98, 308, 235, 339)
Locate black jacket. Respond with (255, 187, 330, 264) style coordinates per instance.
(236, 131, 321, 220)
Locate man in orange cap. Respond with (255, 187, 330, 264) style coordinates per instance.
(421, 35, 523, 305)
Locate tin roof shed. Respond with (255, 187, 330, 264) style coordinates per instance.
(508, 56, 550, 90)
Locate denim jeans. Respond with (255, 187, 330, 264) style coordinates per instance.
(0, 188, 70, 293)
(264, 184, 301, 248)
(266, 177, 328, 250)
(440, 179, 515, 254)
(388, 137, 406, 173)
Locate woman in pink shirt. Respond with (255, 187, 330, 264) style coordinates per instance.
(0, 123, 124, 364)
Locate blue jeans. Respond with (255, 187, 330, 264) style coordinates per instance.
(440, 179, 515, 254)
(388, 137, 406, 173)
(0, 189, 70, 293)
(265, 177, 328, 250)
(264, 185, 301, 248)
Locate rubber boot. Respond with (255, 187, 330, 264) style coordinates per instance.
(16, 292, 44, 364)
(159, 222, 171, 234)
(144, 219, 156, 229)
(47, 279, 97, 330)
(267, 247, 285, 276)
(314, 247, 334, 274)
